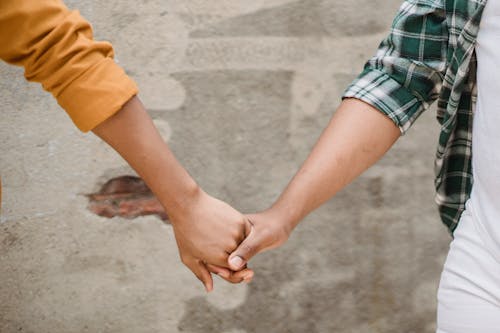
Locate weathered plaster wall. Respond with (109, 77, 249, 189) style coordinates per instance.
(0, 1, 450, 332)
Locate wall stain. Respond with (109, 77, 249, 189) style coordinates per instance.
(87, 176, 168, 222)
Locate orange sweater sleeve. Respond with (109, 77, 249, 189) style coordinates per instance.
(0, 0, 138, 132)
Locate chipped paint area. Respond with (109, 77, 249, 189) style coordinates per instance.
(87, 176, 168, 222)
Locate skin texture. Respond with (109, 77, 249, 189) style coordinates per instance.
(229, 98, 401, 270)
(91, 96, 399, 286)
(92, 96, 252, 291)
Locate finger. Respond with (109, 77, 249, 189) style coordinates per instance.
(233, 268, 255, 284)
(201, 251, 230, 268)
(228, 221, 262, 271)
(188, 259, 214, 292)
(206, 264, 232, 279)
(207, 264, 255, 284)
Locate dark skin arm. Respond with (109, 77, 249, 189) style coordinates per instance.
(93, 96, 253, 291)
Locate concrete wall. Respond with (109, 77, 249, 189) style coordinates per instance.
(0, 1, 451, 332)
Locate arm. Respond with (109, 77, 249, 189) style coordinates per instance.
(263, 99, 400, 229)
(0, 0, 252, 290)
(228, 0, 448, 270)
(93, 96, 253, 291)
(228, 98, 400, 269)
(0, 0, 138, 132)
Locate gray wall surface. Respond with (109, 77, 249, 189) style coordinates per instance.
(0, 1, 451, 332)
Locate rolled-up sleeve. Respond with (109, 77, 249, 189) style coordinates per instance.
(342, 0, 448, 134)
(0, 0, 138, 132)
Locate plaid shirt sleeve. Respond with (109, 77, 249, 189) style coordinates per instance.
(343, 0, 448, 134)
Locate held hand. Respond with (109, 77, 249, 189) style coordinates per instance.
(227, 209, 292, 271)
(169, 189, 254, 291)
(91, 97, 255, 290)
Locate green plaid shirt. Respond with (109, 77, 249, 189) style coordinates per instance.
(343, 0, 487, 234)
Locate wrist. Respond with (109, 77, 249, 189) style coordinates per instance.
(160, 179, 203, 225)
(265, 202, 302, 237)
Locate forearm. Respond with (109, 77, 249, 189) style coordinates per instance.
(272, 98, 401, 231)
(93, 96, 254, 289)
(92, 96, 199, 220)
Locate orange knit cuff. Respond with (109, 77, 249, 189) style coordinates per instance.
(56, 58, 138, 132)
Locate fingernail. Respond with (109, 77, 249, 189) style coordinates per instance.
(229, 256, 244, 269)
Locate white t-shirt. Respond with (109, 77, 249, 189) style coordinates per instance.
(469, 0, 500, 258)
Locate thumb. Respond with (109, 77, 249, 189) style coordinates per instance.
(228, 220, 262, 270)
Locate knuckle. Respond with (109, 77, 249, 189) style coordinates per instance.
(227, 239, 239, 252)
(230, 230, 240, 243)
(229, 278, 243, 284)
(238, 216, 247, 226)
(235, 223, 246, 236)
(218, 251, 229, 262)
(225, 273, 244, 284)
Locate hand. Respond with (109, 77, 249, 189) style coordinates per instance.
(227, 209, 292, 271)
(91, 97, 255, 290)
(169, 189, 254, 291)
